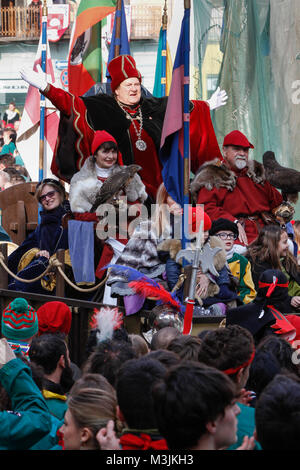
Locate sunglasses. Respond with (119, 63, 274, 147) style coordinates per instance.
(39, 189, 57, 203)
(216, 232, 238, 240)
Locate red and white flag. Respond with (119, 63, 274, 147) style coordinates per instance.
(16, 34, 59, 182)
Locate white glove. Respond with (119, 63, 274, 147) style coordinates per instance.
(20, 64, 48, 92)
(0, 338, 16, 369)
(207, 86, 228, 110)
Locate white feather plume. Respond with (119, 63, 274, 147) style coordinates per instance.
(90, 307, 123, 343)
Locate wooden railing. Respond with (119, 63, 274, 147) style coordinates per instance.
(0, 4, 163, 42)
(0, 5, 74, 41)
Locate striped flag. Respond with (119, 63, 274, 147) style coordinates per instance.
(68, 0, 116, 95)
(159, 8, 190, 207)
(16, 35, 59, 182)
(153, 26, 172, 97)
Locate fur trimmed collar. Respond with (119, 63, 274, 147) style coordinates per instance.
(190, 158, 266, 203)
(69, 156, 148, 213)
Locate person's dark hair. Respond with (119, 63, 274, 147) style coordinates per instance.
(99, 141, 117, 152)
(152, 361, 237, 450)
(85, 325, 130, 358)
(116, 356, 166, 429)
(147, 349, 180, 369)
(198, 325, 254, 382)
(246, 349, 281, 401)
(69, 372, 116, 396)
(92, 141, 118, 162)
(255, 373, 300, 450)
(3, 167, 25, 183)
(197, 329, 212, 340)
(28, 332, 68, 375)
(0, 154, 15, 166)
(3, 128, 16, 144)
(83, 339, 137, 387)
(14, 165, 31, 180)
(257, 334, 300, 376)
(150, 327, 181, 351)
(167, 335, 202, 361)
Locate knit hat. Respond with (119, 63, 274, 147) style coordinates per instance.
(223, 130, 254, 149)
(37, 301, 72, 336)
(91, 130, 118, 155)
(1, 298, 38, 341)
(188, 206, 211, 234)
(91, 130, 123, 165)
(107, 54, 142, 93)
(209, 218, 239, 238)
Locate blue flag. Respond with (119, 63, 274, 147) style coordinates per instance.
(159, 8, 190, 207)
(106, 0, 130, 80)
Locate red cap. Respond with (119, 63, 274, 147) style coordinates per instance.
(223, 130, 254, 149)
(188, 206, 212, 234)
(37, 301, 72, 336)
(91, 130, 123, 165)
(107, 55, 142, 93)
(91, 130, 117, 155)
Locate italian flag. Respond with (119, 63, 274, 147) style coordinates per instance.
(68, 0, 116, 96)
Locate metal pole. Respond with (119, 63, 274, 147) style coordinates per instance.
(182, 0, 190, 251)
(161, 0, 167, 97)
(39, 0, 47, 182)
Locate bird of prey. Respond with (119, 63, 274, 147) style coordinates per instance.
(90, 164, 142, 212)
(262, 151, 300, 202)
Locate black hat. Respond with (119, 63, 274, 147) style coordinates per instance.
(209, 218, 239, 237)
(257, 269, 289, 300)
(226, 268, 295, 342)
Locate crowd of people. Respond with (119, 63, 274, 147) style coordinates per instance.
(0, 54, 300, 451)
(1, 296, 300, 451)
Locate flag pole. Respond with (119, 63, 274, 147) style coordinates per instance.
(39, 0, 48, 182)
(114, 0, 122, 58)
(161, 0, 168, 97)
(182, 0, 190, 251)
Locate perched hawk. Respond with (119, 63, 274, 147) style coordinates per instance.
(263, 151, 300, 203)
(90, 164, 142, 212)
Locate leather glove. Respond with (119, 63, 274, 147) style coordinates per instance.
(207, 86, 228, 110)
(20, 64, 48, 92)
(0, 338, 16, 369)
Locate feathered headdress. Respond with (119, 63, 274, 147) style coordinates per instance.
(268, 305, 296, 343)
(104, 264, 183, 315)
(89, 306, 123, 343)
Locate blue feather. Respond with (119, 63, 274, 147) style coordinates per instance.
(102, 263, 185, 316)
(103, 264, 161, 286)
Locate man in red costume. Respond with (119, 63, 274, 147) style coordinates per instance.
(192, 130, 283, 247)
(20, 55, 225, 201)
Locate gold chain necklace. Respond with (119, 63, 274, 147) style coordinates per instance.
(117, 101, 147, 151)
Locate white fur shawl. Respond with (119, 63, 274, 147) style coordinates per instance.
(69, 156, 148, 213)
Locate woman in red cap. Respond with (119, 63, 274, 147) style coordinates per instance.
(67, 129, 148, 303)
(69, 129, 147, 215)
(20, 54, 223, 202)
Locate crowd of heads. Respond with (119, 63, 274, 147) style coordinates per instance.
(1, 293, 300, 451)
